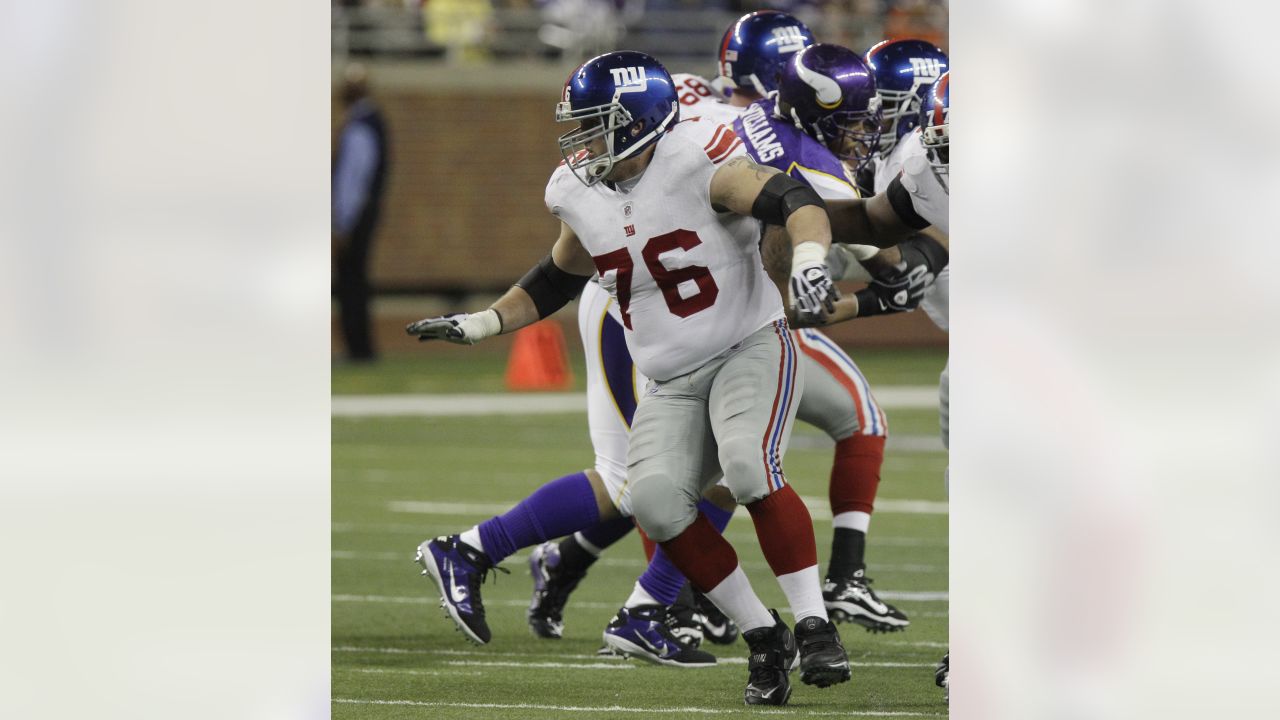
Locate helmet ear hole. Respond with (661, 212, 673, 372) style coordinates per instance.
(629, 119, 647, 137)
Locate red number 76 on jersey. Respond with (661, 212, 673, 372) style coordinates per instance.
(592, 229, 719, 330)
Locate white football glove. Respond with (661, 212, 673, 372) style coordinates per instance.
(789, 241, 839, 322)
(405, 309, 502, 345)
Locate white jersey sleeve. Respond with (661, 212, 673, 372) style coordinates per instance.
(899, 154, 949, 235)
(890, 133, 952, 234)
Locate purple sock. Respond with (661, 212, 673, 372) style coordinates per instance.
(577, 514, 635, 552)
(477, 471, 599, 564)
(638, 500, 735, 605)
(698, 497, 735, 533)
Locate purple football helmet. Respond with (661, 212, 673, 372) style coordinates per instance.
(777, 44, 883, 173)
(556, 51, 679, 187)
(865, 38, 949, 154)
(718, 10, 815, 97)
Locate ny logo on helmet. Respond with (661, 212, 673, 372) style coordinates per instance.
(771, 26, 808, 54)
(609, 67, 649, 91)
(909, 57, 942, 79)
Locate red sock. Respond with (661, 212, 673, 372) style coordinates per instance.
(746, 484, 817, 576)
(636, 525, 657, 562)
(829, 433, 885, 516)
(658, 513, 739, 593)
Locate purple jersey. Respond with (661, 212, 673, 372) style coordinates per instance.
(732, 97, 860, 200)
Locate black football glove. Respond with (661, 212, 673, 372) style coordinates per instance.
(870, 235, 948, 298)
(854, 276, 924, 317)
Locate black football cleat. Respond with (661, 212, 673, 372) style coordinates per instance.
(526, 541, 588, 639)
(415, 535, 506, 645)
(823, 569, 910, 633)
(742, 610, 797, 706)
(601, 605, 717, 667)
(794, 615, 852, 688)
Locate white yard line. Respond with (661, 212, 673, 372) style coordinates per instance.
(883, 640, 950, 649)
(333, 387, 940, 417)
(333, 591, 946, 606)
(443, 660, 634, 670)
(342, 667, 484, 677)
(332, 646, 613, 661)
(386, 496, 947, 518)
(332, 698, 944, 717)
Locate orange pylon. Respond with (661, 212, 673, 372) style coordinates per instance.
(504, 321, 573, 391)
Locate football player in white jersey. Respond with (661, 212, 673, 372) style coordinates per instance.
(526, 11, 826, 656)
(534, 17, 924, 646)
(410, 51, 849, 705)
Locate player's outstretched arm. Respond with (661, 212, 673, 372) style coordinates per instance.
(407, 222, 594, 345)
(826, 174, 934, 249)
(709, 155, 838, 321)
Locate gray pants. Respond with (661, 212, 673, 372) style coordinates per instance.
(627, 319, 803, 542)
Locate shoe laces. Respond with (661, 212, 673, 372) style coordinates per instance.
(453, 542, 509, 614)
(653, 607, 700, 644)
(747, 648, 785, 686)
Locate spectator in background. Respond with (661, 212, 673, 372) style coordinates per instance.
(332, 63, 389, 363)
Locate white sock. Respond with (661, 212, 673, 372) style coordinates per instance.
(705, 566, 775, 633)
(776, 565, 828, 623)
(573, 531, 604, 557)
(624, 581, 659, 609)
(459, 527, 484, 554)
(832, 511, 871, 533)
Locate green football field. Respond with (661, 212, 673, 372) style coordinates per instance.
(333, 348, 948, 718)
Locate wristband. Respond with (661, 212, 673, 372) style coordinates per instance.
(460, 309, 502, 342)
(854, 288, 888, 318)
(792, 241, 828, 268)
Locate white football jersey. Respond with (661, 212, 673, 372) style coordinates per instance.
(873, 129, 928, 195)
(896, 132, 949, 235)
(875, 131, 949, 331)
(672, 73, 744, 127)
(546, 120, 783, 381)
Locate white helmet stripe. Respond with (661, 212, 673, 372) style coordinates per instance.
(793, 59, 841, 108)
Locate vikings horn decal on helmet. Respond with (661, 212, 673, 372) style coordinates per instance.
(865, 39, 949, 154)
(919, 71, 949, 175)
(718, 10, 815, 97)
(556, 51, 679, 187)
(777, 44, 883, 174)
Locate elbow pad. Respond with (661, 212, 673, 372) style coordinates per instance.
(516, 254, 591, 319)
(751, 173, 825, 226)
(887, 175, 931, 230)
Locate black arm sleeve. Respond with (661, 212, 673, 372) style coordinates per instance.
(751, 173, 825, 226)
(886, 175, 931, 230)
(515, 254, 592, 319)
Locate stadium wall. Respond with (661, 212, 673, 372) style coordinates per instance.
(335, 62, 946, 349)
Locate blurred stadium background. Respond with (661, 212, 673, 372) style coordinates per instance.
(331, 0, 948, 363)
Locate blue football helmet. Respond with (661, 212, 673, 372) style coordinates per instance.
(557, 51, 679, 187)
(920, 71, 949, 175)
(777, 44, 883, 174)
(865, 39, 949, 154)
(718, 10, 815, 97)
